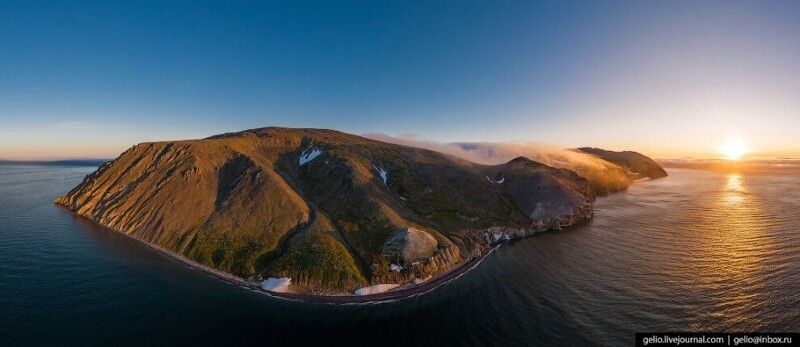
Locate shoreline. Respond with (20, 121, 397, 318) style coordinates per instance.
(59, 204, 501, 304)
(260, 244, 501, 304)
(53, 172, 657, 304)
(157, 233, 500, 305)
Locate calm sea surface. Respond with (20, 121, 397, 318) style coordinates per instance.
(1, 164, 798, 346)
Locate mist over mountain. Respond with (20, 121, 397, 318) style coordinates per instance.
(364, 133, 667, 194)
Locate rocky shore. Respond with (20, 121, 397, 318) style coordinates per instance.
(59, 200, 593, 304)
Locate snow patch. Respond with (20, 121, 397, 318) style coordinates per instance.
(400, 196, 407, 201)
(261, 277, 292, 293)
(486, 176, 493, 183)
(372, 164, 388, 185)
(299, 148, 323, 166)
(390, 263, 403, 272)
(413, 275, 432, 285)
(496, 177, 505, 184)
(354, 284, 400, 296)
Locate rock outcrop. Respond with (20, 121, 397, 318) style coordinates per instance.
(383, 228, 438, 263)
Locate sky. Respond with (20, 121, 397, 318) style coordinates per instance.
(1, 0, 799, 160)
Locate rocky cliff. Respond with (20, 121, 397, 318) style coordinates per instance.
(56, 127, 663, 294)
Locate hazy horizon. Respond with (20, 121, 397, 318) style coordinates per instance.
(2, 1, 799, 160)
(2, 126, 799, 162)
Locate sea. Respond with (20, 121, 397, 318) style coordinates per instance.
(1, 162, 798, 346)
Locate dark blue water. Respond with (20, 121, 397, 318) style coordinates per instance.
(1, 164, 798, 346)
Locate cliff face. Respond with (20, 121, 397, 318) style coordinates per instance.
(56, 127, 663, 294)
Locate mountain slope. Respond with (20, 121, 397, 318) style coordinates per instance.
(56, 127, 658, 294)
(577, 147, 668, 181)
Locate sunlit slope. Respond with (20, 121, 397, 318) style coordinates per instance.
(56, 127, 661, 293)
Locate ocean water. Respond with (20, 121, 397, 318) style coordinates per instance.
(0, 164, 798, 346)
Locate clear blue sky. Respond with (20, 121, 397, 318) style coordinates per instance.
(2, 1, 799, 159)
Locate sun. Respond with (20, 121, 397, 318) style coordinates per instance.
(719, 138, 749, 160)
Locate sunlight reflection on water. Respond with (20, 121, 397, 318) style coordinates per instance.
(697, 172, 772, 329)
(2, 165, 799, 346)
(723, 173, 744, 204)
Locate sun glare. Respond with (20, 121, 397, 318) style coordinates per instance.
(719, 138, 749, 160)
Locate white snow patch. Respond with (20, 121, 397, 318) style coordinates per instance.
(390, 263, 403, 272)
(413, 275, 432, 285)
(400, 196, 407, 201)
(492, 232, 505, 241)
(496, 177, 505, 184)
(486, 176, 493, 183)
(354, 284, 400, 296)
(261, 277, 292, 293)
(372, 164, 388, 185)
(299, 149, 323, 166)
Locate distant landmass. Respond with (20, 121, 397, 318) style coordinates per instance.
(55, 127, 666, 300)
(0, 159, 111, 167)
(576, 147, 668, 180)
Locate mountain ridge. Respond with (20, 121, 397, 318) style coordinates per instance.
(56, 127, 665, 295)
